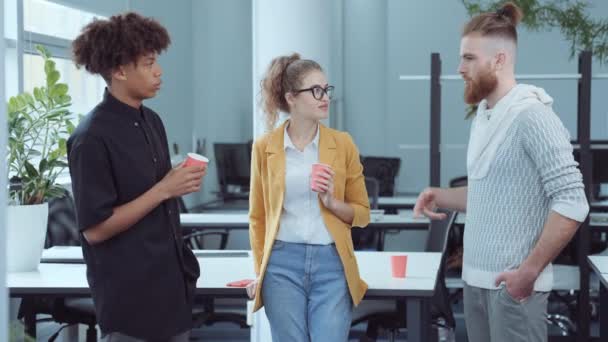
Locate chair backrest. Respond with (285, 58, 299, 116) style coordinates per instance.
(184, 231, 229, 250)
(177, 197, 189, 213)
(424, 209, 457, 253)
(449, 176, 468, 188)
(364, 177, 380, 210)
(361, 156, 401, 197)
(45, 191, 80, 248)
(425, 209, 458, 328)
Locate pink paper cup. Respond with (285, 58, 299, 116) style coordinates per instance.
(311, 163, 331, 192)
(182, 153, 209, 168)
(391, 255, 408, 278)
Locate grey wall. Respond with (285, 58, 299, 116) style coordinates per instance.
(343, 0, 388, 156)
(192, 0, 253, 205)
(343, 0, 608, 193)
(131, 0, 195, 167)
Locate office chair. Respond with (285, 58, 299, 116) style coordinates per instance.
(448, 175, 467, 188)
(361, 156, 401, 197)
(178, 197, 248, 330)
(352, 177, 385, 251)
(366, 177, 380, 210)
(444, 176, 467, 301)
(179, 197, 230, 250)
(547, 234, 602, 336)
(18, 191, 98, 342)
(351, 210, 458, 342)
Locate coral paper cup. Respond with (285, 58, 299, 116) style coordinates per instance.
(391, 255, 408, 278)
(311, 163, 331, 191)
(183, 153, 209, 168)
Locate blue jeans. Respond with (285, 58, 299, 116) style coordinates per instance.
(262, 240, 353, 342)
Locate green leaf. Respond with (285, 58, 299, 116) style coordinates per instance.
(39, 158, 48, 174)
(47, 70, 60, 88)
(54, 160, 68, 168)
(66, 120, 76, 134)
(23, 93, 35, 107)
(24, 161, 39, 178)
(33, 87, 44, 102)
(36, 44, 51, 59)
(15, 95, 26, 110)
(46, 185, 67, 199)
(8, 98, 17, 113)
(57, 94, 71, 105)
(50, 83, 68, 99)
(44, 59, 56, 75)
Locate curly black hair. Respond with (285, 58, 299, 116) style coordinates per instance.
(72, 12, 171, 83)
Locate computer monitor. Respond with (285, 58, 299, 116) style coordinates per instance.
(360, 156, 401, 197)
(573, 144, 608, 199)
(214, 142, 251, 199)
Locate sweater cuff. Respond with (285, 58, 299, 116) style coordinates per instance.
(551, 200, 590, 223)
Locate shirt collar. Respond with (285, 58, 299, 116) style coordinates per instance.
(99, 88, 145, 121)
(283, 121, 320, 151)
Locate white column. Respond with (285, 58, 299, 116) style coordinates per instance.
(0, 0, 8, 339)
(252, 0, 332, 138)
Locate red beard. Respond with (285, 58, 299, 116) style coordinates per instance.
(464, 68, 498, 105)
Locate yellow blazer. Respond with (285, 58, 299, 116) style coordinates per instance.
(249, 121, 371, 312)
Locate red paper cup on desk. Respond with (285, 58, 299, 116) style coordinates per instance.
(183, 153, 209, 168)
(311, 163, 332, 192)
(391, 255, 408, 278)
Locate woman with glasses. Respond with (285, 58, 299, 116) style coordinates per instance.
(246, 53, 371, 342)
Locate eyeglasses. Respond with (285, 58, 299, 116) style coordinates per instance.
(294, 85, 334, 100)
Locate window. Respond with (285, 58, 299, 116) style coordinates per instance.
(5, 0, 108, 182)
(4, 0, 18, 99)
(24, 0, 101, 41)
(22, 0, 107, 121)
(23, 53, 106, 118)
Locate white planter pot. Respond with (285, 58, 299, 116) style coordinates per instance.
(6, 203, 49, 272)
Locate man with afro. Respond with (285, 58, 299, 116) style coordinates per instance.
(68, 12, 205, 341)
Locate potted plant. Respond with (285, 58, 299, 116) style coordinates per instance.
(6, 45, 78, 272)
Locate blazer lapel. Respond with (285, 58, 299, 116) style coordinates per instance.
(265, 122, 286, 231)
(319, 124, 337, 168)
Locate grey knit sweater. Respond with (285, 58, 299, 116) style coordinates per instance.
(462, 104, 589, 291)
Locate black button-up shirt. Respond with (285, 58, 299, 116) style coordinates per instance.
(67, 90, 200, 339)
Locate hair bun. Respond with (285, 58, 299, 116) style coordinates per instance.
(497, 2, 523, 26)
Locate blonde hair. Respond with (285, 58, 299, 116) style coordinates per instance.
(259, 53, 323, 131)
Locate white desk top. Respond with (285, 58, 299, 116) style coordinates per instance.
(180, 213, 249, 228)
(8, 247, 441, 298)
(180, 210, 602, 229)
(378, 196, 418, 207)
(592, 200, 608, 208)
(180, 211, 438, 229)
(588, 255, 608, 273)
(588, 255, 608, 288)
(377, 194, 608, 211)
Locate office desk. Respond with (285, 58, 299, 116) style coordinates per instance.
(591, 212, 608, 231)
(588, 256, 608, 341)
(378, 195, 418, 210)
(377, 195, 608, 212)
(179, 210, 465, 230)
(592, 200, 608, 211)
(8, 247, 441, 342)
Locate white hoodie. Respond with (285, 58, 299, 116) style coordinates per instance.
(467, 83, 554, 180)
